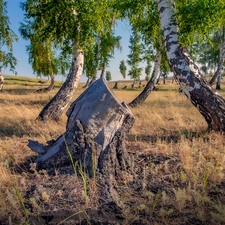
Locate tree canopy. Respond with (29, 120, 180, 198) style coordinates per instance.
(0, 0, 18, 73)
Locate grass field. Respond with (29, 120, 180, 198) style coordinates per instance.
(1, 75, 225, 224)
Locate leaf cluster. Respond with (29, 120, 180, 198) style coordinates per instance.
(119, 60, 126, 79)
(127, 28, 143, 80)
(175, 0, 225, 47)
(20, 0, 114, 51)
(0, 0, 18, 72)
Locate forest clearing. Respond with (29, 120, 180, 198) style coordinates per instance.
(1, 76, 225, 224)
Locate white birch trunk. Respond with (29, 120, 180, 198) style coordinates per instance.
(158, 0, 225, 131)
(38, 42, 84, 121)
(38, 8, 84, 121)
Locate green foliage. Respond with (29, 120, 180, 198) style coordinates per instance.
(20, 0, 114, 51)
(0, 0, 18, 73)
(56, 51, 71, 76)
(20, 0, 73, 79)
(23, 34, 70, 78)
(145, 75, 150, 81)
(119, 60, 126, 79)
(145, 59, 152, 78)
(194, 31, 221, 74)
(83, 44, 98, 80)
(124, 1, 170, 80)
(105, 70, 112, 81)
(175, 0, 225, 47)
(99, 31, 121, 71)
(26, 39, 55, 77)
(160, 51, 171, 74)
(127, 28, 143, 81)
(20, 0, 121, 81)
(127, 1, 161, 50)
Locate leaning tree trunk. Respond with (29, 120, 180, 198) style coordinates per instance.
(209, 26, 225, 86)
(83, 76, 91, 88)
(89, 36, 101, 86)
(89, 73, 97, 86)
(37, 43, 84, 121)
(28, 78, 135, 201)
(128, 51, 161, 107)
(131, 79, 136, 88)
(35, 74, 55, 93)
(216, 73, 222, 90)
(100, 62, 106, 78)
(158, 0, 225, 131)
(113, 81, 118, 89)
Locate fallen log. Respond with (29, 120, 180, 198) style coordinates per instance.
(28, 78, 135, 200)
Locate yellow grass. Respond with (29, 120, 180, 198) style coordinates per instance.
(1, 76, 225, 223)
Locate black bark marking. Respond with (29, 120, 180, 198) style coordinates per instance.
(158, 6, 166, 14)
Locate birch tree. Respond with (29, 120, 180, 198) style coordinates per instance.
(175, 0, 225, 88)
(105, 70, 112, 81)
(157, 0, 225, 131)
(89, 19, 122, 83)
(82, 45, 98, 88)
(99, 31, 121, 78)
(21, 0, 112, 121)
(127, 1, 167, 107)
(194, 33, 220, 78)
(22, 33, 71, 92)
(144, 59, 152, 81)
(129, 50, 161, 107)
(127, 28, 143, 87)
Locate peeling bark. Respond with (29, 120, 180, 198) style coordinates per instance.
(158, 0, 225, 131)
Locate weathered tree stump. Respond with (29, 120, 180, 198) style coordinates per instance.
(28, 78, 135, 201)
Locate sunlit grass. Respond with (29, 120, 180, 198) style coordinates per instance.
(1, 76, 225, 223)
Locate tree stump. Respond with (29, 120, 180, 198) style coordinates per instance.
(28, 78, 135, 201)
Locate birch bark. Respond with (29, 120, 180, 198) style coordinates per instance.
(158, 0, 225, 131)
(38, 43, 84, 121)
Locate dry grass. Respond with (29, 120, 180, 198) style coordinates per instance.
(1, 76, 225, 224)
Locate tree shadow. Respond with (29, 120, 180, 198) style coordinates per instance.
(0, 97, 48, 106)
(13, 155, 37, 174)
(0, 118, 42, 138)
(0, 88, 39, 95)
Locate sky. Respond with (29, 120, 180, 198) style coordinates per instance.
(2, 1, 148, 82)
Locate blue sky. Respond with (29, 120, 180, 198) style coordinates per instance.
(2, 1, 147, 82)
